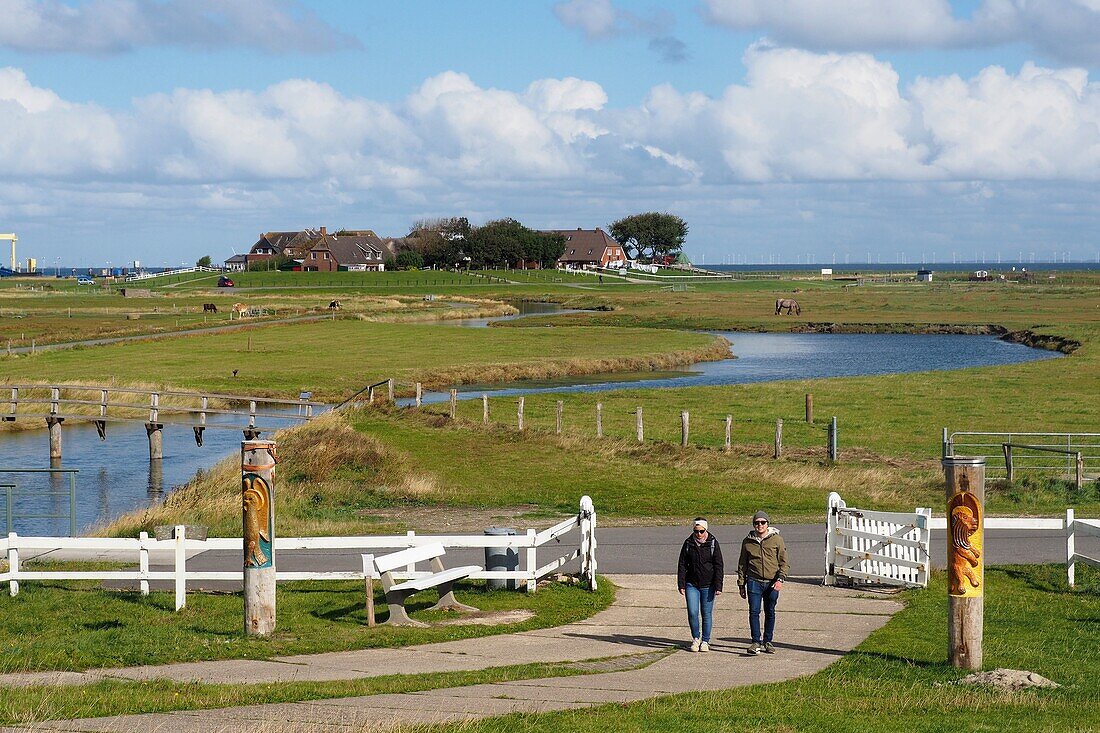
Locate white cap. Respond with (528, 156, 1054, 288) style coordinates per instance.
(693, 519, 708, 530)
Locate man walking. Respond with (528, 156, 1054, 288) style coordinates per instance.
(737, 510, 788, 655)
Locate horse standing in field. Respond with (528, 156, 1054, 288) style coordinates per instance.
(231, 302, 248, 317)
(775, 298, 801, 315)
(202, 303, 218, 313)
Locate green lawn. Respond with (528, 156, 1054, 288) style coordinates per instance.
(0, 575, 613, 673)
(437, 565, 1100, 733)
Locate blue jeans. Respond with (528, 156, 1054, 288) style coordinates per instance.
(684, 583, 716, 642)
(746, 578, 779, 644)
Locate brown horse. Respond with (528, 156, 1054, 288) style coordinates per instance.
(775, 298, 801, 315)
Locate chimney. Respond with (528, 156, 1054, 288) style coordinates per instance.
(320, 226, 327, 236)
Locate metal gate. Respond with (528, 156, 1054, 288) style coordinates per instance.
(824, 492, 931, 588)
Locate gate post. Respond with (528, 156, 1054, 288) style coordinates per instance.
(942, 456, 984, 670)
(242, 439, 277, 636)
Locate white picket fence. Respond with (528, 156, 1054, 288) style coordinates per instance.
(824, 493, 1099, 588)
(0, 496, 598, 610)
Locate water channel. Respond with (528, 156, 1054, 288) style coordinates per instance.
(0, 303, 1062, 534)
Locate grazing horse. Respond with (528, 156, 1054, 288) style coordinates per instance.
(328, 300, 341, 310)
(231, 302, 248, 317)
(775, 298, 801, 315)
(202, 303, 218, 313)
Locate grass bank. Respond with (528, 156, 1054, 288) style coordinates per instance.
(0, 320, 725, 402)
(437, 565, 1100, 733)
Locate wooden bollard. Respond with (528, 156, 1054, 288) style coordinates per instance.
(242, 439, 277, 637)
(596, 403, 603, 438)
(46, 416, 64, 460)
(517, 396, 524, 431)
(482, 394, 489, 424)
(449, 389, 457, 419)
(805, 393, 813, 423)
(725, 414, 732, 452)
(774, 419, 783, 459)
(943, 456, 985, 670)
(146, 422, 164, 460)
(635, 407, 644, 442)
(556, 401, 563, 434)
(681, 411, 689, 447)
(415, 382, 422, 407)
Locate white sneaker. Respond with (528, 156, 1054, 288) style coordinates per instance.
(700, 641, 710, 652)
(690, 638, 701, 652)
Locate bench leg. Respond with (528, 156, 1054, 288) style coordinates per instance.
(432, 580, 479, 613)
(383, 590, 427, 627)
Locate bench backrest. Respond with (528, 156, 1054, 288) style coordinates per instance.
(374, 542, 446, 575)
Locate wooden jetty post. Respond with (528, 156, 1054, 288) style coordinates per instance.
(449, 389, 458, 419)
(681, 411, 690, 447)
(46, 416, 64, 460)
(725, 414, 732, 452)
(596, 403, 603, 438)
(635, 407, 643, 442)
(805, 394, 813, 423)
(556, 401, 563, 435)
(146, 392, 163, 460)
(774, 419, 783, 459)
(482, 394, 489, 424)
(242, 439, 277, 637)
(943, 456, 985, 670)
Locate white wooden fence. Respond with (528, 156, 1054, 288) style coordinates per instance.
(0, 496, 597, 610)
(824, 492, 1099, 588)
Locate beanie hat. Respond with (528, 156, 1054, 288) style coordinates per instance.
(693, 518, 708, 530)
(752, 510, 770, 523)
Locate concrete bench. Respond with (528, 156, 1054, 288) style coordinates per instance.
(373, 543, 480, 626)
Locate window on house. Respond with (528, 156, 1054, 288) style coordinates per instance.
(311, 252, 316, 259)
(323, 252, 330, 260)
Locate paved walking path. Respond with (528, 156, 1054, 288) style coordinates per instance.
(2, 574, 901, 732)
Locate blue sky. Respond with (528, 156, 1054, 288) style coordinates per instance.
(1, 0, 1098, 266)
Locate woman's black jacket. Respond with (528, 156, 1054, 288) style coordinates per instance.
(677, 534, 724, 592)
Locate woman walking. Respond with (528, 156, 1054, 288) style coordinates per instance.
(677, 517, 724, 652)
(737, 510, 789, 655)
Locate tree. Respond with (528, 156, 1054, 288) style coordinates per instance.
(608, 213, 688, 262)
(466, 219, 564, 269)
(394, 250, 424, 270)
(196, 255, 212, 268)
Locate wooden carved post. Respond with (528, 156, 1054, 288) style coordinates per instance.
(242, 439, 277, 636)
(943, 456, 984, 670)
(805, 393, 813, 423)
(681, 411, 689, 447)
(556, 401, 563, 434)
(774, 419, 783, 459)
(596, 402, 603, 438)
(449, 389, 457, 419)
(635, 407, 644, 442)
(482, 394, 489, 424)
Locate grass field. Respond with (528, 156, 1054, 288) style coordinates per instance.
(0, 320, 724, 402)
(436, 565, 1100, 733)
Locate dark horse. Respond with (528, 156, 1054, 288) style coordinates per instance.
(775, 298, 801, 315)
(202, 303, 218, 313)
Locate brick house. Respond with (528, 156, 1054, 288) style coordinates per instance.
(304, 232, 386, 272)
(244, 229, 321, 268)
(548, 228, 626, 270)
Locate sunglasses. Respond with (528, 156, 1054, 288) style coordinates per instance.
(753, 520, 768, 525)
(693, 528, 707, 533)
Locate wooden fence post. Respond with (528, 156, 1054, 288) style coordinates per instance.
(681, 411, 689, 447)
(1002, 444, 1013, 482)
(635, 407, 643, 442)
(242, 439, 277, 636)
(596, 403, 603, 438)
(363, 554, 376, 627)
(828, 416, 838, 462)
(517, 397, 524, 431)
(1076, 452, 1084, 490)
(725, 414, 732, 452)
(805, 393, 813, 423)
(943, 456, 985, 671)
(449, 389, 457, 419)
(387, 378, 395, 403)
(556, 401, 563, 435)
(774, 419, 783, 459)
(482, 394, 489, 424)
(415, 382, 422, 408)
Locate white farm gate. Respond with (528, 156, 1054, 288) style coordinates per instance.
(824, 492, 931, 588)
